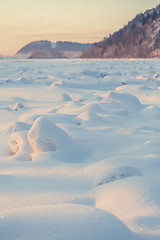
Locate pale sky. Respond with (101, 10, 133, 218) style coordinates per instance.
(0, 0, 160, 55)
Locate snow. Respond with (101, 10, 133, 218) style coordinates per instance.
(150, 18, 160, 48)
(0, 204, 134, 240)
(0, 58, 160, 239)
(51, 42, 57, 48)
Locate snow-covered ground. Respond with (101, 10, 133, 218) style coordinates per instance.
(0, 58, 160, 240)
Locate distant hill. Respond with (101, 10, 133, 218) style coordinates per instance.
(81, 4, 160, 58)
(16, 41, 93, 58)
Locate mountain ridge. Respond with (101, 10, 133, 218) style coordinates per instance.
(16, 41, 93, 58)
(81, 4, 160, 58)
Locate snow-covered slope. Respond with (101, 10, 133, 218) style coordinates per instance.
(0, 59, 160, 239)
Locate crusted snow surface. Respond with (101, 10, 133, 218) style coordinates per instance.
(1, 59, 160, 239)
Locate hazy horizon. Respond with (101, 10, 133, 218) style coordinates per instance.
(0, 0, 160, 55)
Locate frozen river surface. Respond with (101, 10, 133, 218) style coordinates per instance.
(0, 59, 160, 240)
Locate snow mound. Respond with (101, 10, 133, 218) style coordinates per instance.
(105, 91, 143, 111)
(9, 131, 32, 161)
(28, 117, 88, 162)
(59, 93, 72, 101)
(98, 165, 142, 186)
(50, 80, 64, 88)
(140, 105, 160, 119)
(81, 103, 103, 113)
(28, 117, 57, 152)
(94, 177, 157, 233)
(17, 77, 34, 84)
(76, 111, 104, 126)
(12, 121, 31, 132)
(0, 204, 134, 240)
(13, 103, 24, 111)
(135, 140, 160, 155)
(57, 101, 83, 114)
(46, 113, 74, 125)
(19, 113, 43, 124)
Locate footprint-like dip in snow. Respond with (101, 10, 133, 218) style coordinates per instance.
(28, 117, 89, 162)
(0, 204, 134, 240)
(98, 165, 142, 186)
